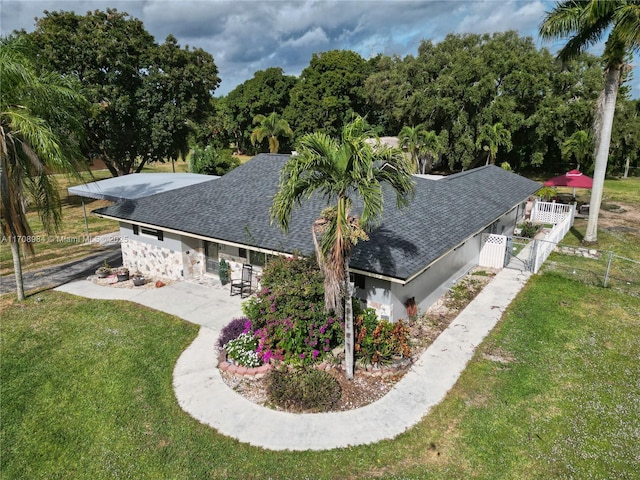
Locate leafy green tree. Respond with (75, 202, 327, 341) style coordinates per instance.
(139, 34, 220, 172)
(285, 50, 372, 138)
(476, 122, 513, 165)
(610, 97, 640, 176)
(1, 35, 86, 300)
(28, 9, 219, 176)
(365, 31, 603, 172)
(562, 130, 592, 171)
(250, 112, 294, 153)
(188, 146, 239, 176)
(540, 0, 640, 243)
(222, 68, 296, 154)
(271, 116, 415, 378)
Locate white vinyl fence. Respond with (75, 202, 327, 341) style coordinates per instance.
(530, 201, 575, 226)
(478, 202, 576, 273)
(531, 207, 574, 273)
(479, 234, 508, 269)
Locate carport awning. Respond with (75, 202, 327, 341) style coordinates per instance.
(68, 173, 218, 202)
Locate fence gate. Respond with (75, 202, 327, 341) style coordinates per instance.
(479, 234, 508, 269)
(505, 236, 535, 272)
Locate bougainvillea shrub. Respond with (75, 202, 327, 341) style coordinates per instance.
(242, 255, 344, 365)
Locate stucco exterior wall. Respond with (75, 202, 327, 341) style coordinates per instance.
(357, 206, 521, 322)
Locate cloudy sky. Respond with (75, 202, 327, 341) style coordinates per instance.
(2, 0, 638, 98)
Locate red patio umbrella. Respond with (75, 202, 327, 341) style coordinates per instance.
(544, 169, 593, 196)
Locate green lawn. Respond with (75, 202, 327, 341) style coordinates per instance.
(2, 273, 638, 479)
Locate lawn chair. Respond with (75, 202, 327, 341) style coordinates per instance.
(230, 264, 252, 298)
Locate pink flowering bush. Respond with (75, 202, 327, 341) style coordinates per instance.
(242, 256, 343, 365)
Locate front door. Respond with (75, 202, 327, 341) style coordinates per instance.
(204, 241, 219, 274)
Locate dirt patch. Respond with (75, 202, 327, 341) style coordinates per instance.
(219, 267, 498, 412)
(590, 200, 640, 232)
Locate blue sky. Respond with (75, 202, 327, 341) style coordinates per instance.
(1, 0, 638, 98)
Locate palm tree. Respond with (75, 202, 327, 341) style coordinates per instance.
(1, 36, 86, 300)
(476, 122, 513, 166)
(250, 112, 294, 154)
(398, 125, 424, 173)
(540, 0, 640, 243)
(562, 130, 592, 171)
(271, 116, 415, 379)
(420, 130, 446, 174)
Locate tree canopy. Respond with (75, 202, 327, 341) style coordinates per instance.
(27, 9, 220, 176)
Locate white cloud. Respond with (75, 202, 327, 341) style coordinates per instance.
(1, 0, 636, 98)
(455, 0, 546, 36)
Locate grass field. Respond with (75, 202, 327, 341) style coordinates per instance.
(1, 176, 639, 478)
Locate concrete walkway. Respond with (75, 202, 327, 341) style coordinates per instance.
(56, 267, 531, 451)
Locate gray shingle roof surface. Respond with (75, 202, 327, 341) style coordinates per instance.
(95, 154, 540, 281)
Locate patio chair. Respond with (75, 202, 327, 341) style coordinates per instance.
(230, 264, 253, 298)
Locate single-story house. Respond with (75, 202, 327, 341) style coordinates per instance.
(90, 153, 540, 321)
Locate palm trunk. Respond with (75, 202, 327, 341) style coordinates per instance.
(584, 66, 620, 244)
(10, 238, 25, 301)
(343, 259, 354, 380)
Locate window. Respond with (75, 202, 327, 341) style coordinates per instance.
(238, 248, 247, 260)
(133, 225, 164, 241)
(351, 273, 366, 290)
(249, 250, 266, 266)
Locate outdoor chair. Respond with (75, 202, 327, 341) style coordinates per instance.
(230, 264, 253, 298)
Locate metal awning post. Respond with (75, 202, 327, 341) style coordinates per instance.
(82, 199, 90, 241)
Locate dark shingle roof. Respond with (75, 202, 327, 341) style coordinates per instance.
(95, 154, 540, 281)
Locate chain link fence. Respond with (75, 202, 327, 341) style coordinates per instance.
(541, 243, 640, 298)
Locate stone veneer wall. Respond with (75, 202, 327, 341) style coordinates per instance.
(182, 248, 206, 279)
(122, 238, 187, 280)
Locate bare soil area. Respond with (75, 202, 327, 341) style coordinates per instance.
(596, 201, 640, 232)
(220, 268, 497, 412)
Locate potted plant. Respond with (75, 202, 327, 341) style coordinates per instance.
(132, 271, 145, 286)
(116, 267, 130, 282)
(95, 260, 111, 278)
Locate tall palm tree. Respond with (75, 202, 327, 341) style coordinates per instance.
(562, 130, 592, 171)
(476, 122, 513, 166)
(540, 0, 640, 243)
(271, 116, 415, 379)
(250, 112, 294, 154)
(1, 36, 86, 300)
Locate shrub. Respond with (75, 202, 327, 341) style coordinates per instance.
(254, 314, 342, 365)
(217, 317, 252, 349)
(518, 222, 539, 238)
(265, 367, 341, 412)
(354, 308, 411, 366)
(224, 333, 260, 368)
(218, 258, 230, 285)
(189, 145, 239, 176)
(243, 255, 343, 365)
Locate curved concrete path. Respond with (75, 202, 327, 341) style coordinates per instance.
(56, 267, 531, 451)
